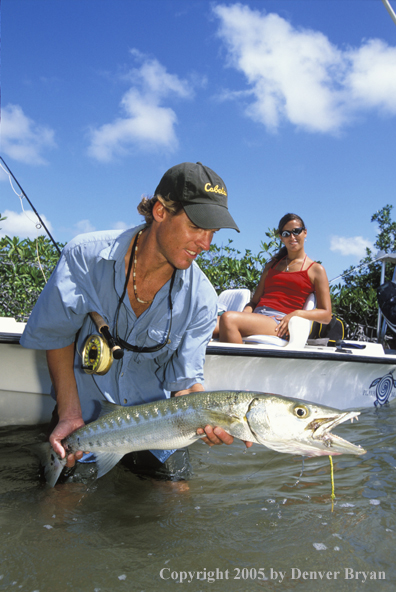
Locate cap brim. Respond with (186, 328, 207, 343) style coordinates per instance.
(183, 203, 240, 232)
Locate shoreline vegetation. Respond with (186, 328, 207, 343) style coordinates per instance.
(1, 205, 395, 347)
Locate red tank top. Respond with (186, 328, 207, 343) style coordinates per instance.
(257, 257, 315, 314)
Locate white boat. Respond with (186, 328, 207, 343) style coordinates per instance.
(1, 318, 395, 427)
(1, 254, 396, 426)
(0, 318, 54, 426)
(1, 317, 396, 426)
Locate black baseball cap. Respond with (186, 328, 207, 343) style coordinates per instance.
(154, 162, 240, 232)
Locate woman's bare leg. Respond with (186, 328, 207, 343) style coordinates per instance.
(219, 311, 279, 343)
(212, 316, 220, 339)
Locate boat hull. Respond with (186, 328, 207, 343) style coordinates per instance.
(205, 343, 396, 410)
(1, 342, 54, 426)
(1, 336, 396, 427)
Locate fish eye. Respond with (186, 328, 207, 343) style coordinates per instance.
(293, 405, 309, 419)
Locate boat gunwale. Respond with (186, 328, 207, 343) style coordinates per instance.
(0, 336, 22, 345)
(206, 343, 396, 364)
(2, 332, 396, 365)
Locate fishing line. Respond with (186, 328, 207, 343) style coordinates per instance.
(246, 456, 275, 481)
(246, 454, 305, 484)
(329, 255, 390, 285)
(0, 159, 42, 236)
(1, 157, 62, 287)
(382, 0, 396, 26)
(287, 456, 305, 488)
(329, 456, 336, 513)
(35, 239, 48, 283)
(0, 157, 61, 256)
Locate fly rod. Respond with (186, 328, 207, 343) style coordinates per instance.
(0, 156, 61, 256)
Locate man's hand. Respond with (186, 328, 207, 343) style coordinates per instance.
(172, 385, 253, 448)
(197, 425, 253, 448)
(49, 416, 85, 468)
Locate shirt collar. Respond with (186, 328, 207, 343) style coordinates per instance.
(99, 225, 144, 262)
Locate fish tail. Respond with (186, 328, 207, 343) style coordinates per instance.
(37, 442, 67, 487)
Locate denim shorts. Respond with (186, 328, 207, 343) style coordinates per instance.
(253, 306, 286, 325)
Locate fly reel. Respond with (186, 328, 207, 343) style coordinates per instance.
(81, 334, 113, 375)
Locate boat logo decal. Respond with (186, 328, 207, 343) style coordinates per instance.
(369, 371, 396, 407)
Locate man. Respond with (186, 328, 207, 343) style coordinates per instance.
(21, 162, 247, 480)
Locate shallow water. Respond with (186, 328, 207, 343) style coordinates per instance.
(1, 403, 396, 592)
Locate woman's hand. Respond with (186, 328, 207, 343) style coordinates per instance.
(274, 311, 297, 339)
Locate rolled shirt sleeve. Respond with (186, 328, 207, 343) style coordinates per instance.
(161, 280, 217, 392)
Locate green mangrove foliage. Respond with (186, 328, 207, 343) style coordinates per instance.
(196, 230, 281, 294)
(0, 231, 63, 321)
(1, 206, 395, 346)
(330, 204, 396, 344)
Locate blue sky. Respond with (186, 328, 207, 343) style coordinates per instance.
(1, 0, 396, 284)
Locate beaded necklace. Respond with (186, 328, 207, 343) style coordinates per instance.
(132, 230, 153, 304)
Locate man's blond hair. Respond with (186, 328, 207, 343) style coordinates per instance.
(137, 194, 183, 225)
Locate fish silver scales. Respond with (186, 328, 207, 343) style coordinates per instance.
(64, 391, 254, 461)
(40, 390, 366, 487)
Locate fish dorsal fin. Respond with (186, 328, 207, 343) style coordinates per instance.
(94, 451, 124, 479)
(98, 400, 125, 418)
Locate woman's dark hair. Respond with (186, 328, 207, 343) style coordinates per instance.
(272, 213, 306, 262)
(277, 213, 305, 235)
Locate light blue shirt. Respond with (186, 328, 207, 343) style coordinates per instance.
(20, 225, 217, 462)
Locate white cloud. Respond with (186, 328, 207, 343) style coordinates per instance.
(111, 221, 130, 231)
(71, 220, 132, 236)
(73, 219, 96, 236)
(1, 104, 56, 164)
(330, 235, 374, 257)
(0, 209, 53, 239)
(345, 39, 396, 114)
(87, 53, 193, 161)
(213, 4, 396, 133)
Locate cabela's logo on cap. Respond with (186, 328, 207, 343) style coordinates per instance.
(204, 183, 227, 197)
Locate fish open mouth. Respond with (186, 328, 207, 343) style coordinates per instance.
(308, 411, 366, 455)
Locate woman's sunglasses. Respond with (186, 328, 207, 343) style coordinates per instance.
(280, 227, 305, 238)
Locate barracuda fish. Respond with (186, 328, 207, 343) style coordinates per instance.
(42, 391, 366, 487)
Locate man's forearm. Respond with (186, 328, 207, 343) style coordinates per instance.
(46, 344, 82, 421)
(171, 383, 204, 397)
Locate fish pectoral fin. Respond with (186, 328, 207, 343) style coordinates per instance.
(201, 410, 242, 430)
(94, 451, 124, 479)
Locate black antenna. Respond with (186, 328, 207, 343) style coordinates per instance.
(0, 156, 61, 256)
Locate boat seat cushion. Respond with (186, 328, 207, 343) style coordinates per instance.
(218, 288, 251, 313)
(243, 293, 316, 349)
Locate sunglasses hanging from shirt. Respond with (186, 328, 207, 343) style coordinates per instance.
(81, 233, 176, 375)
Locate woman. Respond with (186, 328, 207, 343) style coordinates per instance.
(218, 213, 332, 343)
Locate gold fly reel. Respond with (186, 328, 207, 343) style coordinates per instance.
(81, 334, 113, 375)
